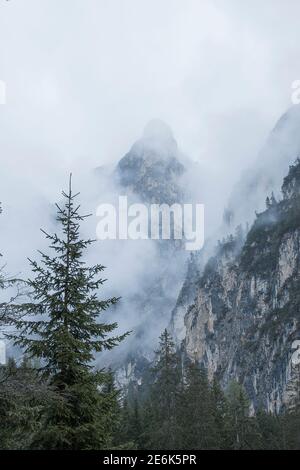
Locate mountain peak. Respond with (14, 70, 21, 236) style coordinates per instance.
(116, 120, 184, 204)
(126, 119, 178, 160)
(142, 119, 174, 144)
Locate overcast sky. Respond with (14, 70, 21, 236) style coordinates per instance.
(1, 0, 300, 352)
(1, 0, 300, 188)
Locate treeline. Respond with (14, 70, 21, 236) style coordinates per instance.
(0, 183, 300, 450)
(1, 329, 300, 450)
(116, 330, 300, 450)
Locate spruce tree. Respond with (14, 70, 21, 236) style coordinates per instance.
(7, 176, 128, 449)
(116, 398, 135, 449)
(178, 361, 216, 449)
(211, 377, 231, 448)
(265, 196, 271, 209)
(0, 357, 49, 449)
(145, 329, 181, 449)
(117, 397, 143, 449)
(227, 381, 261, 449)
(255, 409, 283, 449)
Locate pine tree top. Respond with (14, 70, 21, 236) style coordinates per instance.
(7, 175, 129, 382)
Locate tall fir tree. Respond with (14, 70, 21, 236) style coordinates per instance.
(210, 377, 232, 449)
(7, 176, 128, 449)
(144, 329, 181, 449)
(177, 361, 217, 449)
(226, 381, 261, 449)
(117, 397, 143, 449)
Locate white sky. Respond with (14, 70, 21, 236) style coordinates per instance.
(1, 1, 300, 180)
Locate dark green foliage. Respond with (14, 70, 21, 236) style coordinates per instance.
(2, 328, 300, 449)
(177, 362, 218, 449)
(226, 381, 261, 449)
(116, 398, 143, 449)
(115, 330, 300, 450)
(6, 177, 128, 449)
(210, 378, 232, 448)
(255, 410, 284, 449)
(0, 358, 50, 449)
(143, 329, 182, 449)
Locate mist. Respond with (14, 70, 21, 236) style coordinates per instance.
(1, 0, 300, 366)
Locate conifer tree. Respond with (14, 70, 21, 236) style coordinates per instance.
(0, 357, 49, 449)
(211, 377, 231, 448)
(178, 361, 216, 449)
(145, 329, 181, 449)
(125, 398, 143, 448)
(255, 409, 283, 449)
(116, 398, 135, 448)
(265, 196, 271, 209)
(117, 397, 143, 449)
(7, 176, 128, 449)
(270, 191, 277, 206)
(227, 381, 260, 449)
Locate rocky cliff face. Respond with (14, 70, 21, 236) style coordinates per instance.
(103, 120, 189, 385)
(175, 159, 300, 412)
(116, 119, 185, 205)
(101, 114, 300, 406)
